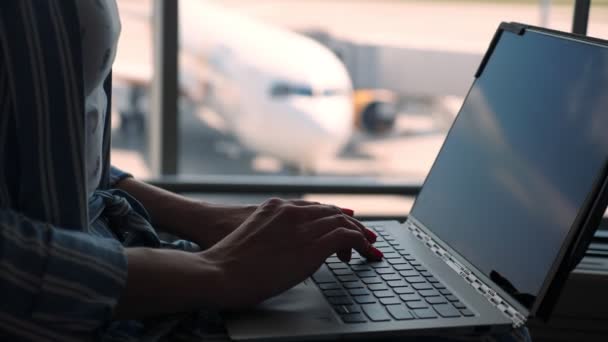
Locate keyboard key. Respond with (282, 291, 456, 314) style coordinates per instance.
(373, 290, 395, 298)
(373, 242, 390, 248)
(377, 246, 394, 253)
(460, 309, 475, 317)
(418, 289, 440, 297)
(326, 256, 341, 263)
(393, 287, 415, 295)
(413, 308, 438, 319)
(403, 255, 416, 261)
(328, 263, 348, 270)
(387, 305, 415, 320)
(362, 277, 383, 284)
(361, 304, 391, 322)
(426, 296, 448, 304)
(399, 270, 418, 277)
(356, 271, 377, 278)
(445, 295, 458, 302)
(412, 282, 433, 290)
(439, 289, 452, 295)
(414, 265, 427, 271)
(375, 268, 396, 275)
(335, 304, 361, 314)
(387, 258, 409, 265)
(349, 259, 367, 266)
(343, 281, 364, 289)
(453, 301, 467, 309)
(333, 269, 354, 276)
(341, 313, 367, 323)
(433, 283, 446, 289)
(313, 265, 335, 283)
(427, 276, 440, 283)
(380, 297, 401, 305)
(351, 265, 372, 272)
(334, 305, 349, 314)
(338, 275, 358, 282)
(349, 288, 371, 296)
(369, 261, 391, 269)
(419, 271, 432, 277)
(368, 283, 389, 291)
(324, 289, 348, 297)
(383, 252, 400, 259)
(406, 301, 429, 309)
(404, 276, 425, 283)
(354, 295, 377, 304)
(394, 264, 414, 271)
(387, 280, 408, 287)
(328, 296, 353, 305)
(434, 304, 461, 318)
(319, 282, 340, 290)
(400, 293, 422, 302)
(381, 274, 402, 281)
(410, 261, 422, 266)
(388, 240, 400, 246)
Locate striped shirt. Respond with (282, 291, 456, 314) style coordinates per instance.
(0, 1, 160, 340)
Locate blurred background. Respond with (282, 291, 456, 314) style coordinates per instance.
(109, 0, 608, 214)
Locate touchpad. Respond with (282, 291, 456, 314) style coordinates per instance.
(224, 280, 339, 339)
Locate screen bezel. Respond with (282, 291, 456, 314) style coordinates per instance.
(408, 23, 608, 320)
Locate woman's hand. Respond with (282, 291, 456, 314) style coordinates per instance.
(200, 198, 382, 309)
(185, 203, 258, 248)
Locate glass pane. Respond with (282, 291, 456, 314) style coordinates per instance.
(588, 1, 608, 38)
(110, 0, 153, 179)
(110, 1, 578, 214)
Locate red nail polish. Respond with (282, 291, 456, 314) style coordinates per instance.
(370, 246, 384, 260)
(366, 229, 377, 243)
(341, 208, 354, 216)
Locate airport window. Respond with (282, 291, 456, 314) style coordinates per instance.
(111, 0, 593, 215)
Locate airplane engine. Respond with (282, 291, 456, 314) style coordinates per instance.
(353, 89, 398, 136)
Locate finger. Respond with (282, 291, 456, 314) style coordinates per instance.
(316, 228, 371, 261)
(340, 208, 354, 216)
(286, 199, 321, 206)
(337, 249, 351, 263)
(282, 204, 343, 222)
(304, 214, 374, 244)
(343, 216, 377, 243)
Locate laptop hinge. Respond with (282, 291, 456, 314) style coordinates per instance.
(406, 221, 527, 328)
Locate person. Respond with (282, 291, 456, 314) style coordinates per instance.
(0, 1, 531, 341)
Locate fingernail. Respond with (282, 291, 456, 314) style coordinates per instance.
(365, 229, 377, 243)
(341, 208, 354, 216)
(370, 246, 384, 260)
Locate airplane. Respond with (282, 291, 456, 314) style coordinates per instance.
(112, 0, 397, 172)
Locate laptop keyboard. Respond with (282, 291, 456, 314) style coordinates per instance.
(312, 224, 475, 323)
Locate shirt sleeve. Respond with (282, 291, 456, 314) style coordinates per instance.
(109, 166, 133, 187)
(0, 208, 128, 338)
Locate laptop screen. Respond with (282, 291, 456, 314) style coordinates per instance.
(411, 28, 608, 310)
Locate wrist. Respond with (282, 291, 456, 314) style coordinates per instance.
(193, 250, 228, 308)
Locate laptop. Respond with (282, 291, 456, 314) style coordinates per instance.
(224, 22, 608, 340)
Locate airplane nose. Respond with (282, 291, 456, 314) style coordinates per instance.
(284, 96, 354, 167)
(296, 96, 354, 138)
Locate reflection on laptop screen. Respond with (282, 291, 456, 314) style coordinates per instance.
(411, 29, 608, 309)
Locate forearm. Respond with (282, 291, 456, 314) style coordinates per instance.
(114, 177, 256, 247)
(115, 177, 211, 239)
(114, 247, 224, 319)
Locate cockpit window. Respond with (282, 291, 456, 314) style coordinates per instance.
(270, 82, 313, 97)
(270, 82, 348, 98)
